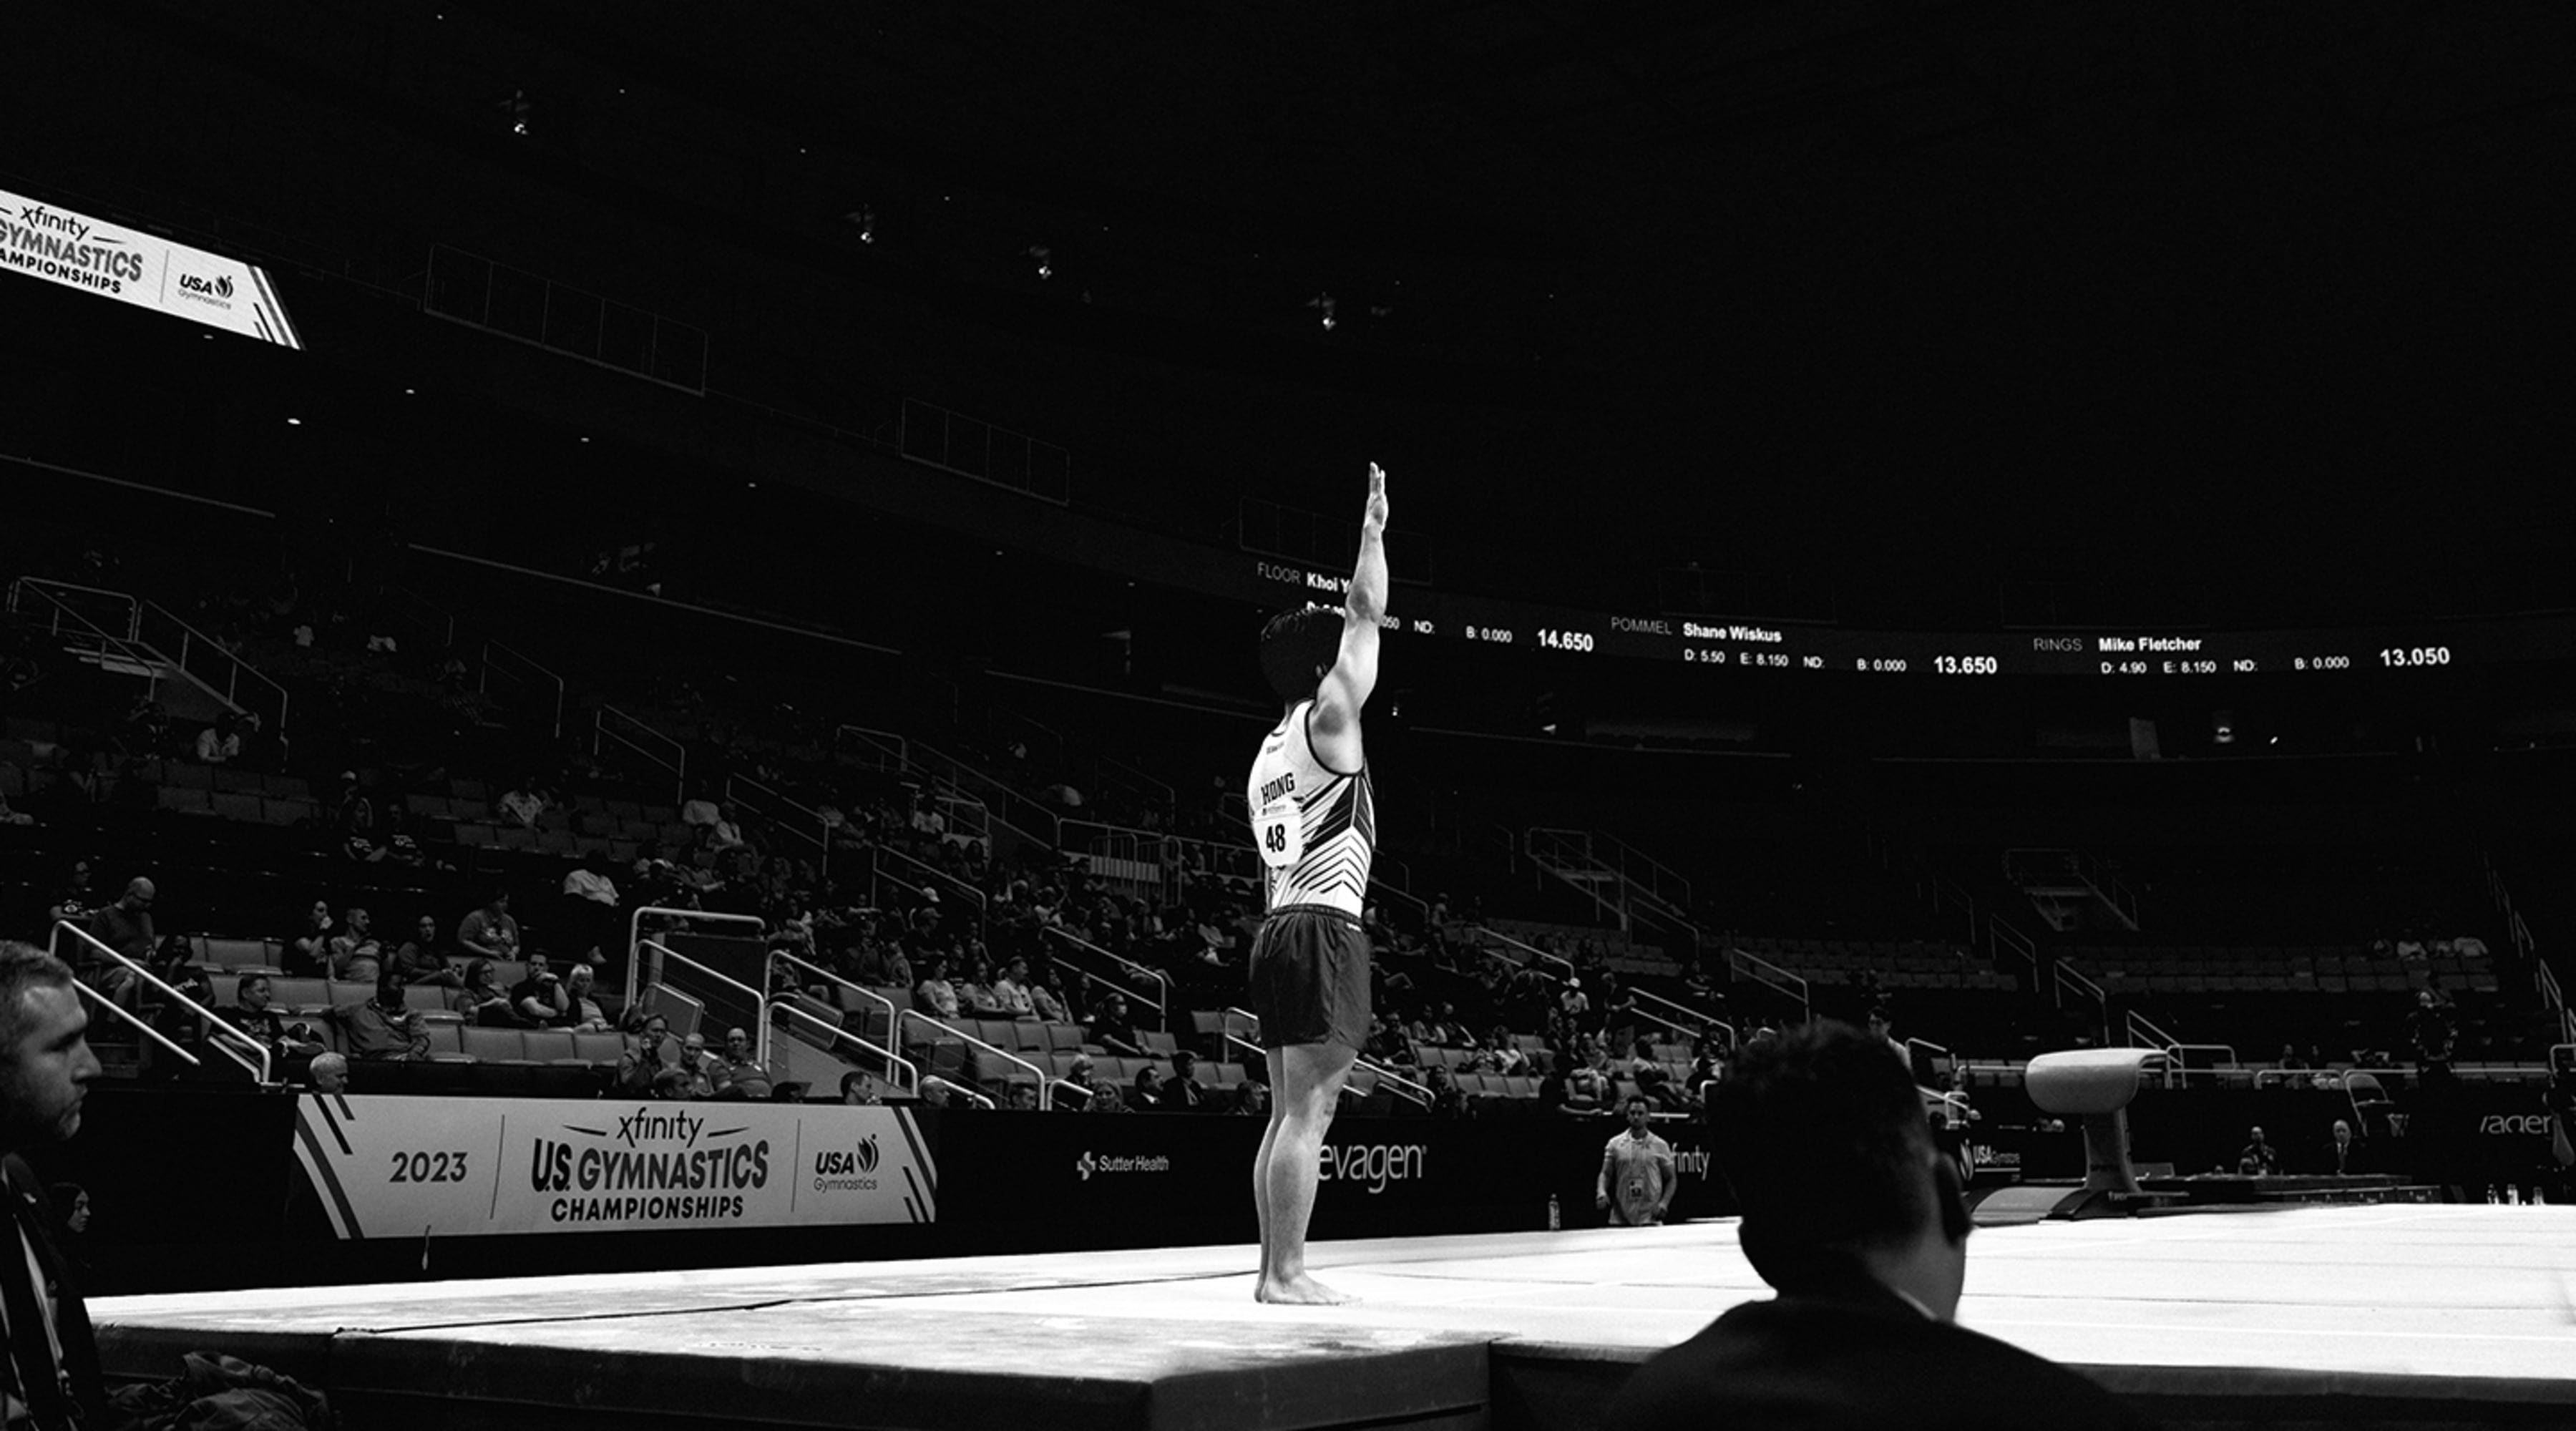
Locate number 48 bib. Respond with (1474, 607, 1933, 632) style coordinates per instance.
(1255, 796, 1304, 869)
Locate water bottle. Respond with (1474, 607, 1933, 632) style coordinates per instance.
(2486, 1184, 2499, 1204)
(1548, 1193, 1561, 1231)
(2510, 1185, 2524, 1206)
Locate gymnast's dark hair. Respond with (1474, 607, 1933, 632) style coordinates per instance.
(1258, 606, 1344, 703)
(1709, 1020, 1955, 1292)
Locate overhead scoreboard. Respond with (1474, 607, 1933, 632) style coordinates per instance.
(1252, 559, 2540, 677)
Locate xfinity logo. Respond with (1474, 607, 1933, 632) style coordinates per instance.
(1075, 1151, 1171, 1181)
(611, 1108, 705, 1148)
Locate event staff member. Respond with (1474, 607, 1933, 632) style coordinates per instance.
(0, 942, 105, 1430)
(1607, 1021, 2152, 1430)
(1598, 1095, 1677, 1226)
(1246, 461, 1388, 1307)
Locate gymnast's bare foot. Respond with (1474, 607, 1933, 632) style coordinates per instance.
(1256, 1272, 1355, 1305)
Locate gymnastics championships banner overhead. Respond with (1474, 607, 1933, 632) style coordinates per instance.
(0, 187, 303, 348)
(293, 1093, 935, 1239)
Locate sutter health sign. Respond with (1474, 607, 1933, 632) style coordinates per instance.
(293, 1093, 935, 1238)
(0, 187, 303, 348)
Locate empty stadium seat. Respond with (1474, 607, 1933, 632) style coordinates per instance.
(521, 1030, 580, 1064)
(460, 1027, 528, 1063)
(269, 978, 330, 1011)
(570, 1031, 625, 1065)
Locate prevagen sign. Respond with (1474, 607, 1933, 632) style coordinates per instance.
(0, 187, 302, 348)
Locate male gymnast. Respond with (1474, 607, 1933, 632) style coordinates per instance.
(1245, 461, 1388, 1304)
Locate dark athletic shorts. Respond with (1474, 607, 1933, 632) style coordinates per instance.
(1246, 904, 1372, 1050)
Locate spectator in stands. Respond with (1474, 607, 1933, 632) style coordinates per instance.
(193, 712, 244, 766)
(80, 877, 155, 996)
(1865, 1007, 1911, 1075)
(326, 972, 429, 1060)
(664, 1032, 720, 1099)
(881, 942, 914, 994)
(562, 964, 610, 1032)
(1131, 1065, 1166, 1111)
(220, 974, 323, 1066)
(0, 941, 107, 1427)
(329, 907, 384, 985)
(1086, 992, 1148, 1058)
(1553, 978, 1591, 1047)
(338, 788, 384, 864)
(47, 861, 95, 924)
(2237, 1125, 2281, 1176)
(457, 890, 521, 961)
(458, 958, 515, 1026)
(497, 777, 548, 829)
(2315, 1118, 2366, 1176)
(1606, 1021, 2150, 1431)
(839, 1069, 887, 1105)
(286, 898, 335, 978)
(705, 803, 748, 853)
(1162, 1051, 1211, 1112)
(379, 801, 428, 869)
(307, 1053, 349, 1094)
(990, 957, 1037, 1020)
(914, 957, 961, 1020)
(1561, 1040, 1610, 1116)
(1426, 1064, 1470, 1118)
(616, 1012, 676, 1097)
(2408, 989, 2457, 1088)
(1056, 1053, 1101, 1110)
(511, 953, 571, 1027)
(562, 852, 620, 965)
(2277, 1043, 2310, 1071)
(960, 957, 1007, 1017)
(714, 1027, 772, 1100)
(393, 916, 462, 987)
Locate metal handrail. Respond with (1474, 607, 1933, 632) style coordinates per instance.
(139, 600, 291, 733)
(1725, 946, 1813, 1022)
(1989, 916, 2038, 972)
(9, 582, 177, 708)
(773, 952, 899, 1047)
(1041, 924, 1171, 1030)
(837, 723, 1062, 850)
(726, 771, 832, 874)
(482, 639, 565, 740)
(1219, 1023, 1425, 1108)
(49, 920, 269, 1083)
(9, 577, 141, 635)
(2127, 1007, 2184, 1053)
(922, 1075, 997, 1110)
(2054, 959, 2109, 1044)
(770, 997, 917, 1094)
(638, 939, 769, 1068)
(1096, 753, 1175, 824)
(896, 1009, 1050, 1109)
(623, 906, 763, 1007)
(595, 705, 686, 806)
(1368, 877, 1432, 929)
(1629, 985, 1726, 1050)
(874, 842, 987, 913)
(1473, 925, 1576, 980)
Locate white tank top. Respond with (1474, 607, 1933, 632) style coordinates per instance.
(1245, 700, 1375, 918)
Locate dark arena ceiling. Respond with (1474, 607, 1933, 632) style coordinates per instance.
(13, 1, 2576, 626)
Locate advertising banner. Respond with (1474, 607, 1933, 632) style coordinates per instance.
(0, 187, 302, 347)
(293, 1093, 935, 1239)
